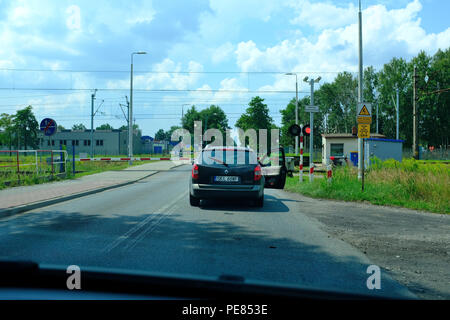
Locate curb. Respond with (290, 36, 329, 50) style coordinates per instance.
(0, 166, 174, 219)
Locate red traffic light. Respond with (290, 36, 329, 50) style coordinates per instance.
(302, 124, 311, 136)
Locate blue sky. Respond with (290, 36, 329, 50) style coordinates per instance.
(0, 0, 449, 137)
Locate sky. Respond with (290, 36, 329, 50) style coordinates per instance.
(0, 0, 449, 137)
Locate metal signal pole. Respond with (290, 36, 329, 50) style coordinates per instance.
(90, 89, 97, 158)
(413, 66, 419, 159)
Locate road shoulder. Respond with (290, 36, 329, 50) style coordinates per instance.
(282, 190, 450, 300)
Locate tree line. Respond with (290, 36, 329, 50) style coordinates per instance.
(160, 48, 448, 151)
(281, 48, 449, 149)
(2, 48, 448, 151)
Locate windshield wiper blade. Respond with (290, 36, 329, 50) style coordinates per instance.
(208, 157, 228, 167)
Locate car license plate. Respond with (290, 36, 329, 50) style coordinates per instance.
(214, 176, 239, 182)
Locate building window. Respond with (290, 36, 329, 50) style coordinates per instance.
(96, 140, 103, 146)
(330, 143, 344, 157)
(84, 140, 91, 146)
(71, 140, 79, 146)
(51, 140, 55, 146)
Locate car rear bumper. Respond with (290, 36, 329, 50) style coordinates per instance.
(190, 183, 263, 199)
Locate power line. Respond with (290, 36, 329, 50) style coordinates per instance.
(0, 68, 353, 74)
(0, 87, 308, 93)
(0, 92, 84, 100)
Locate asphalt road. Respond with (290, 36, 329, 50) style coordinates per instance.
(0, 165, 415, 298)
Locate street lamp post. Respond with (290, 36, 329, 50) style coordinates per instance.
(129, 51, 147, 164)
(285, 73, 298, 155)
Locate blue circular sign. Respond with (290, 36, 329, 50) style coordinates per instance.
(40, 118, 57, 136)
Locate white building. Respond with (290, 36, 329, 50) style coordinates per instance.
(321, 133, 386, 165)
(36, 129, 142, 156)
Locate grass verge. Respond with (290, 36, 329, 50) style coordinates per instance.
(285, 158, 449, 214)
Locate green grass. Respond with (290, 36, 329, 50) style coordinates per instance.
(285, 158, 450, 214)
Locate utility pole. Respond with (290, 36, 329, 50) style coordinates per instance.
(295, 79, 298, 155)
(309, 78, 315, 163)
(182, 103, 190, 126)
(396, 87, 399, 140)
(413, 66, 419, 159)
(303, 76, 321, 167)
(285, 73, 299, 154)
(90, 89, 97, 158)
(357, 0, 364, 180)
(129, 55, 134, 163)
(129, 52, 147, 164)
(374, 90, 380, 134)
(376, 100, 379, 134)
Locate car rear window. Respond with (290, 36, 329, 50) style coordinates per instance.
(200, 149, 257, 165)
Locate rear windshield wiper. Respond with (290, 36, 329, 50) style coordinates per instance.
(208, 157, 229, 167)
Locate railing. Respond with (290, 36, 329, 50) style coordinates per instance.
(0, 150, 68, 183)
(402, 148, 449, 160)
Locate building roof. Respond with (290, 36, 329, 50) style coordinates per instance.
(322, 133, 386, 139)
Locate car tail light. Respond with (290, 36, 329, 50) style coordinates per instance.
(192, 164, 199, 179)
(254, 164, 262, 181)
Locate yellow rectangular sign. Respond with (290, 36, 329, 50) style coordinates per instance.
(357, 116, 372, 124)
(358, 124, 370, 138)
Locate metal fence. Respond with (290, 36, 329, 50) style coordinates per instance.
(402, 148, 449, 160)
(0, 150, 68, 183)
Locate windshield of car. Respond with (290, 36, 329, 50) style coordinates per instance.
(0, 0, 448, 301)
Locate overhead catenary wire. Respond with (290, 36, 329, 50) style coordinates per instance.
(0, 67, 354, 74)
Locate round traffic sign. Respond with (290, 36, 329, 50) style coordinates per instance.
(40, 118, 57, 136)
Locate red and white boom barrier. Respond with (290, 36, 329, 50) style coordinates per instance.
(76, 157, 190, 162)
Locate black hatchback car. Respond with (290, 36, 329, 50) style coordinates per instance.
(189, 146, 286, 207)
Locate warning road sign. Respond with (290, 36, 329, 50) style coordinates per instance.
(357, 103, 372, 118)
(359, 105, 370, 115)
(358, 124, 370, 138)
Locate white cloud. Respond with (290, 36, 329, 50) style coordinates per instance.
(288, 0, 357, 30)
(211, 42, 234, 64)
(106, 59, 204, 91)
(234, 0, 450, 93)
(185, 77, 248, 109)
